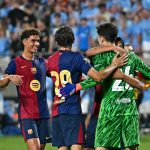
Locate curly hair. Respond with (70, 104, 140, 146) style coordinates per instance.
(20, 27, 41, 41)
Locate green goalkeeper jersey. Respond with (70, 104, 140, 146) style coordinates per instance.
(80, 51, 150, 118)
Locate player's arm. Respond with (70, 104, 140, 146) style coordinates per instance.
(0, 74, 23, 88)
(112, 69, 145, 90)
(87, 53, 128, 82)
(1, 59, 23, 88)
(86, 45, 127, 57)
(0, 76, 10, 88)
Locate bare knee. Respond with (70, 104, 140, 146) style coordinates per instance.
(125, 146, 138, 150)
(95, 147, 107, 150)
(40, 144, 45, 150)
(26, 138, 41, 150)
(71, 144, 83, 150)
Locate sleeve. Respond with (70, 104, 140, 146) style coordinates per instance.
(76, 53, 92, 75)
(4, 59, 16, 74)
(80, 54, 106, 90)
(134, 54, 150, 80)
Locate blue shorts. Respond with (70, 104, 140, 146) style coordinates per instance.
(19, 118, 51, 144)
(52, 114, 86, 147)
(85, 116, 98, 148)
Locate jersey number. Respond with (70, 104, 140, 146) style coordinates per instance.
(112, 66, 133, 91)
(51, 70, 72, 95)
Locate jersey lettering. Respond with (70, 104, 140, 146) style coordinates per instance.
(112, 66, 133, 91)
(51, 70, 72, 95)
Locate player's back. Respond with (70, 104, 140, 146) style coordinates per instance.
(47, 50, 92, 117)
(92, 51, 139, 118)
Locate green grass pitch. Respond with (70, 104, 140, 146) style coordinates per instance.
(0, 134, 150, 150)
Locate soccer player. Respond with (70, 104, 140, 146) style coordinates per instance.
(84, 37, 126, 150)
(46, 26, 128, 150)
(3, 27, 51, 150)
(60, 23, 150, 150)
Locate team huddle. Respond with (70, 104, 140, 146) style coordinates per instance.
(0, 23, 150, 150)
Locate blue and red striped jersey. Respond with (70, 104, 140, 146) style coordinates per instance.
(47, 50, 92, 117)
(5, 56, 50, 120)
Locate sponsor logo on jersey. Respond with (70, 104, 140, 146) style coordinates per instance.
(116, 98, 131, 104)
(31, 67, 37, 74)
(30, 80, 41, 91)
(28, 129, 33, 134)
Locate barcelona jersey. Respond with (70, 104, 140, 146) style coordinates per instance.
(47, 50, 92, 117)
(5, 56, 50, 119)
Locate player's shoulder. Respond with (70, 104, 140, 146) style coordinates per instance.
(128, 51, 137, 59)
(62, 51, 82, 56)
(69, 51, 83, 57)
(34, 55, 45, 62)
(9, 56, 21, 64)
(61, 51, 83, 60)
(47, 51, 60, 61)
(92, 51, 115, 60)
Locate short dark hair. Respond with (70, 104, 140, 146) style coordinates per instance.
(55, 26, 75, 47)
(115, 37, 125, 48)
(96, 23, 118, 43)
(20, 27, 41, 41)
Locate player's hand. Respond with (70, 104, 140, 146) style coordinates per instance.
(8, 75, 23, 86)
(112, 53, 128, 68)
(143, 83, 150, 90)
(112, 68, 124, 79)
(59, 82, 76, 98)
(113, 46, 127, 55)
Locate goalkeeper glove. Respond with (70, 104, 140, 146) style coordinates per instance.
(59, 82, 82, 98)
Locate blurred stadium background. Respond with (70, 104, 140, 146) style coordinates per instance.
(0, 0, 150, 149)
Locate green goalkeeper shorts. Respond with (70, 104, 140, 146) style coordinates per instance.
(95, 115, 140, 149)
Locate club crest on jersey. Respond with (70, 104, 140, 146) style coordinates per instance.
(28, 129, 33, 135)
(31, 67, 37, 74)
(30, 80, 41, 92)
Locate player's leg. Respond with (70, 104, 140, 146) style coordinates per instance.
(96, 147, 122, 150)
(59, 114, 86, 150)
(71, 144, 83, 150)
(19, 119, 41, 150)
(95, 116, 122, 149)
(52, 116, 68, 149)
(124, 147, 138, 150)
(95, 147, 106, 150)
(122, 116, 139, 150)
(58, 146, 69, 150)
(40, 144, 46, 150)
(26, 138, 41, 150)
(36, 118, 51, 150)
(84, 116, 98, 150)
(84, 148, 94, 150)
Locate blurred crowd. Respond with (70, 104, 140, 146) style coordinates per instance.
(0, 0, 150, 58)
(0, 0, 150, 136)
